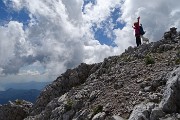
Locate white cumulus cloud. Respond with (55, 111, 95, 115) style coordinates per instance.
(0, 0, 180, 84)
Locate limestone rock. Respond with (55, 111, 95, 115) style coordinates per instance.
(128, 102, 155, 120)
(92, 112, 106, 120)
(150, 107, 165, 120)
(159, 67, 180, 113)
(112, 115, 126, 120)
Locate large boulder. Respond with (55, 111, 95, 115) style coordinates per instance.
(128, 102, 155, 120)
(150, 107, 165, 120)
(159, 67, 180, 113)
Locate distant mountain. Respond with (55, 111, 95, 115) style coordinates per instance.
(0, 88, 40, 104)
(2, 81, 50, 90)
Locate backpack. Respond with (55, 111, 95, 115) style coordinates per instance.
(140, 25, 145, 35)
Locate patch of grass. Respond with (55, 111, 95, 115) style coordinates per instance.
(124, 56, 131, 62)
(65, 99, 73, 111)
(121, 55, 133, 62)
(90, 105, 103, 119)
(145, 55, 155, 65)
(175, 58, 180, 65)
(177, 50, 180, 58)
(15, 99, 23, 105)
(93, 105, 103, 115)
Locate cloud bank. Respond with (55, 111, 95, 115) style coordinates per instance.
(0, 0, 180, 84)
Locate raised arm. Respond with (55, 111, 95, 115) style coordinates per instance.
(137, 16, 140, 26)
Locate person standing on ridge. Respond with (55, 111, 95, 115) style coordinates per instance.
(132, 16, 141, 47)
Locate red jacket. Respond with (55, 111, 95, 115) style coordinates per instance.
(133, 18, 140, 36)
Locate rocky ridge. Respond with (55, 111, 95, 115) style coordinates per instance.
(0, 27, 180, 120)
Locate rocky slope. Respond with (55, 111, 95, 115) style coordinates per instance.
(0, 27, 180, 120)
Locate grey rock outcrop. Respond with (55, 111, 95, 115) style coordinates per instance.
(129, 66, 180, 120)
(164, 27, 178, 40)
(128, 102, 155, 120)
(159, 67, 180, 113)
(30, 63, 96, 115)
(92, 112, 106, 120)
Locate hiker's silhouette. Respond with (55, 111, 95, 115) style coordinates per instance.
(132, 16, 141, 47)
(132, 17, 149, 46)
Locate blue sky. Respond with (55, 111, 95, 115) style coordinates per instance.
(0, 0, 180, 88)
(82, 0, 96, 11)
(93, 7, 123, 47)
(0, 0, 122, 47)
(82, 0, 124, 47)
(0, 0, 30, 26)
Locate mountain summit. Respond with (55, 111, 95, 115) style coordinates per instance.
(0, 27, 180, 120)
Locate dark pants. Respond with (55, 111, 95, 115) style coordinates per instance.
(136, 36, 141, 47)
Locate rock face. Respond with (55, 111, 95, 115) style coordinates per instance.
(30, 63, 96, 116)
(0, 27, 180, 120)
(159, 67, 180, 113)
(129, 67, 180, 120)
